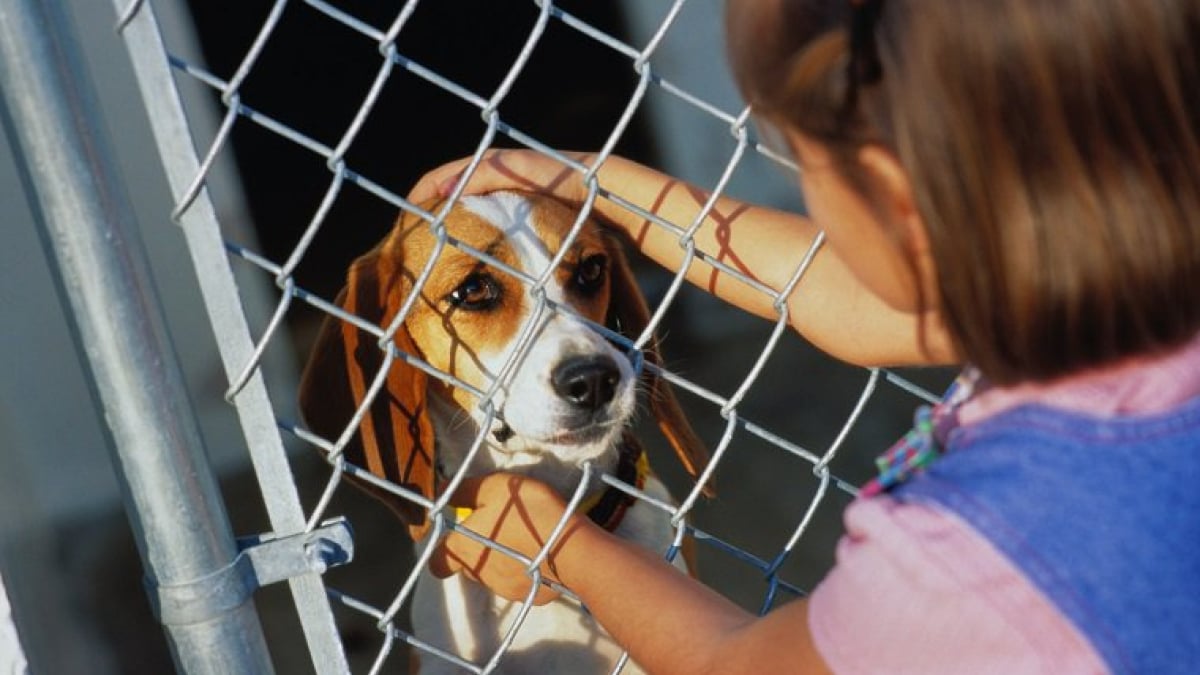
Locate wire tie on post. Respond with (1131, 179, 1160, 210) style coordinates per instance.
(145, 518, 354, 626)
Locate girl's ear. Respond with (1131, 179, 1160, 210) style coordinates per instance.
(856, 144, 941, 304)
(856, 144, 956, 359)
(856, 144, 929, 257)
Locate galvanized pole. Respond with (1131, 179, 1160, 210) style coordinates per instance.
(0, 1, 275, 672)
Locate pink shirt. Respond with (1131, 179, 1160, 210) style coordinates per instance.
(808, 334, 1200, 674)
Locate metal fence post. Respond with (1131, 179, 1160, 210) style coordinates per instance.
(0, 1, 275, 672)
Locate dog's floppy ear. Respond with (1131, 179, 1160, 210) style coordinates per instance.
(603, 233, 712, 495)
(299, 234, 437, 540)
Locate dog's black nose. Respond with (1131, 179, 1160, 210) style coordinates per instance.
(552, 355, 620, 411)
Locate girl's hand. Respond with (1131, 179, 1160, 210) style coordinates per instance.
(428, 473, 593, 606)
(407, 149, 595, 206)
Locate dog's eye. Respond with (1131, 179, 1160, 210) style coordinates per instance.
(447, 274, 501, 311)
(574, 254, 607, 294)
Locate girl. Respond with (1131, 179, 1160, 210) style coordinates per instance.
(408, 1, 1200, 672)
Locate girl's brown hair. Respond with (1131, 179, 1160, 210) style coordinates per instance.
(728, 0, 1200, 385)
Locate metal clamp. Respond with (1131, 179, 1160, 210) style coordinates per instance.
(146, 517, 354, 626)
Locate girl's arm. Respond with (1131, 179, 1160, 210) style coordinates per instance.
(409, 150, 954, 368)
(428, 473, 833, 675)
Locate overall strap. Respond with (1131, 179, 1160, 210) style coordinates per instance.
(895, 398, 1200, 675)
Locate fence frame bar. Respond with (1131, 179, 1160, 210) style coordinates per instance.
(0, 0, 276, 672)
(110, 1, 353, 672)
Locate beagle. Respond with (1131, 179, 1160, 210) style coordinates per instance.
(299, 191, 708, 674)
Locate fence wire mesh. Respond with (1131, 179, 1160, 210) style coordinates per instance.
(113, 1, 950, 672)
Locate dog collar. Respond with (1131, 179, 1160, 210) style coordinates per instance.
(452, 437, 650, 533)
(582, 436, 649, 532)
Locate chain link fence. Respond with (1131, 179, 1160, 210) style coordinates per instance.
(7, 1, 950, 672)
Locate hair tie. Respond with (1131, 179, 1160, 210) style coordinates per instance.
(848, 0, 885, 86)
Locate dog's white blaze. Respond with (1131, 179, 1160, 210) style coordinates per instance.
(461, 192, 560, 292)
(460, 191, 531, 233)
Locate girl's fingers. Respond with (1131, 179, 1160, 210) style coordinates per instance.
(425, 473, 567, 604)
(407, 156, 477, 203)
(408, 149, 593, 206)
(442, 475, 487, 508)
(426, 475, 489, 578)
(428, 517, 562, 605)
(428, 526, 475, 579)
(436, 172, 463, 197)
